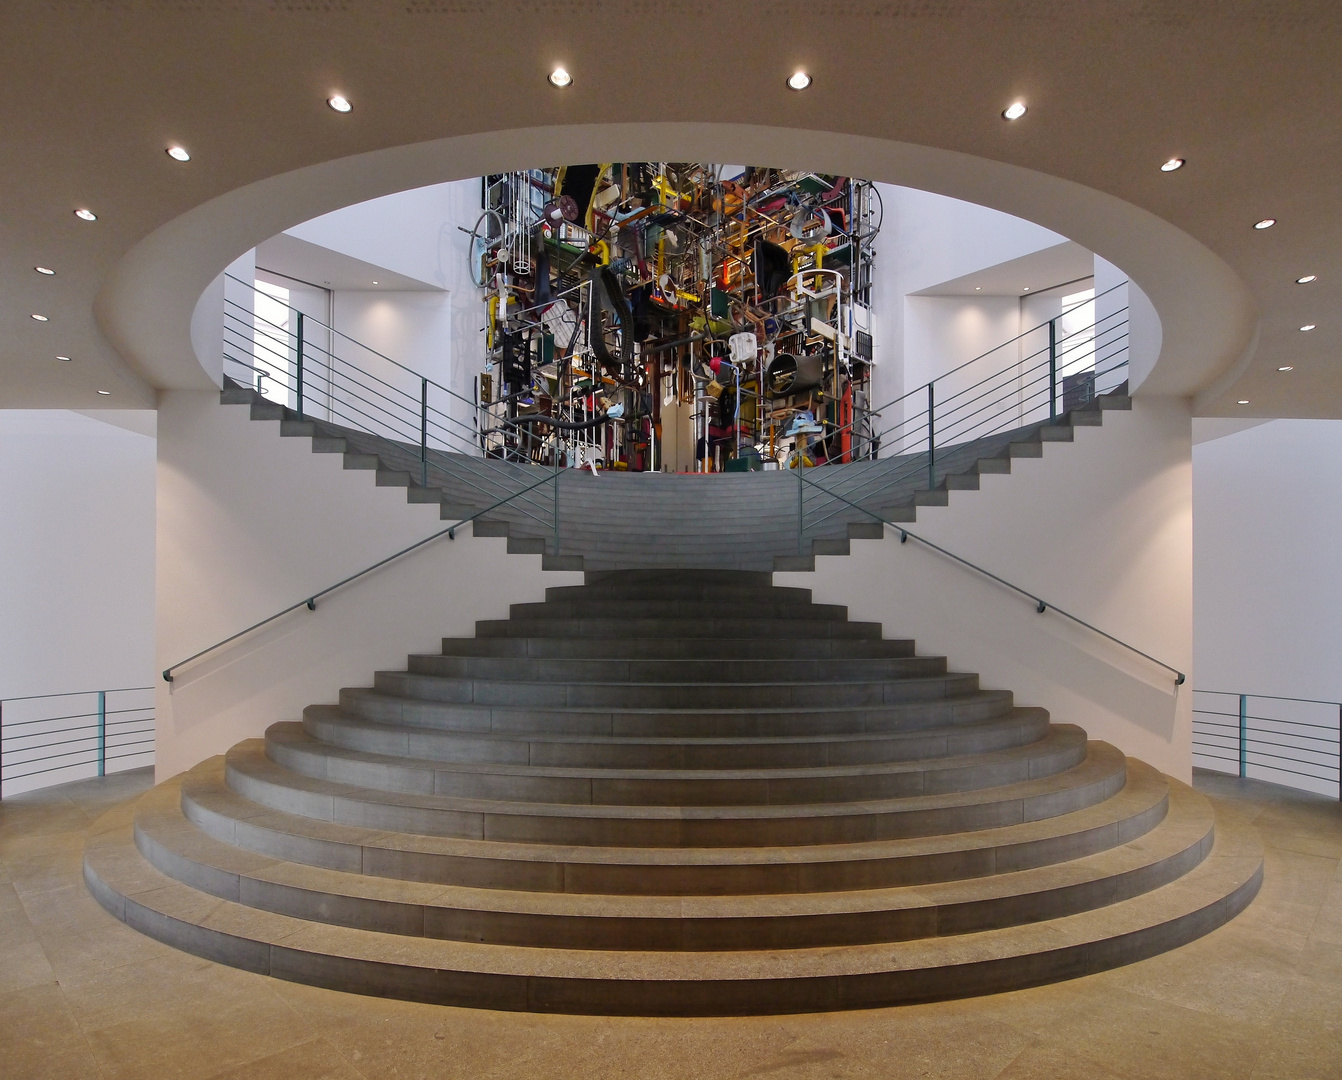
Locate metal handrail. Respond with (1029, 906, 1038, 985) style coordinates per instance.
(796, 470, 1186, 686)
(161, 468, 562, 684)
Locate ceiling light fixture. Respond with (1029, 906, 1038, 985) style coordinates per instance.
(327, 94, 352, 113)
(166, 145, 190, 161)
(1161, 157, 1185, 172)
(96, 389, 111, 396)
(1253, 218, 1276, 230)
(74, 208, 97, 221)
(974, 286, 981, 291)
(371, 280, 379, 285)
(30, 314, 49, 322)
(1296, 275, 1317, 284)
(1237, 399, 1250, 405)
(35, 266, 55, 275)
(1300, 324, 1316, 332)
(548, 68, 572, 88)
(1278, 365, 1294, 371)
(56, 354, 72, 362)
(1022, 286, 1030, 291)
(1002, 101, 1027, 120)
(787, 71, 812, 91)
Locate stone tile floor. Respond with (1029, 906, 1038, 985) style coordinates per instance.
(0, 767, 1337, 1080)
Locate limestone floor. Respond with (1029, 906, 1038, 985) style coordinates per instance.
(0, 766, 1338, 1080)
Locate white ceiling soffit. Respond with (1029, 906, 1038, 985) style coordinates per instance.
(913, 242, 1096, 298)
(255, 233, 442, 294)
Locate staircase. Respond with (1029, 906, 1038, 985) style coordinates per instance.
(86, 571, 1261, 1015)
(219, 379, 1134, 572)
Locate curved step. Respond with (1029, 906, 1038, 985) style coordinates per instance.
(370, 670, 981, 710)
(182, 756, 1170, 895)
(438, 635, 918, 660)
(404, 653, 950, 684)
(302, 705, 1052, 768)
(338, 687, 1017, 738)
(475, 617, 883, 640)
(132, 779, 1213, 951)
(263, 722, 1089, 806)
(223, 739, 1128, 847)
(83, 791, 1263, 1016)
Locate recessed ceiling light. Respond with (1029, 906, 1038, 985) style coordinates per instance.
(1161, 158, 1185, 172)
(327, 95, 352, 113)
(1002, 101, 1027, 120)
(96, 389, 111, 396)
(1296, 275, 1317, 284)
(787, 71, 812, 91)
(1237, 399, 1250, 405)
(1300, 324, 1316, 332)
(1277, 365, 1294, 371)
(1253, 218, 1276, 230)
(548, 68, 572, 88)
(30, 314, 49, 322)
(166, 145, 190, 162)
(1022, 286, 1030, 291)
(371, 280, 379, 285)
(35, 266, 55, 275)
(974, 286, 981, 291)
(74, 208, 97, 221)
(56, 355, 71, 362)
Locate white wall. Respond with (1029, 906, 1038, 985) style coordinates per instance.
(285, 180, 484, 417)
(0, 411, 156, 698)
(1193, 419, 1342, 703)
(782, 397, 1194, 780)
(154, 390, 581, 780)
(868, 185, 1070, 441)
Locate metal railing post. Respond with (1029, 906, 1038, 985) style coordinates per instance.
(97, 690, 106, 777)
(1238, 693, 1248, 778)
(926, 382, 936, 491)
(419, 378, 429, 487)
(553, 453, 560, 552)
(295, 312, 305, 419)
(1048, 317, 1058, 419)
(797, 453, 804, 554)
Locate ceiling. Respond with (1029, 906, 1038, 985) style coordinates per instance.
(1, 1, 1338, 417)
(913, 242, 1095, 298)
(255, 233, 441, 294)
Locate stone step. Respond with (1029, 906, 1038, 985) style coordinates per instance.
(436, 635, 918, 661)
(473, 617, 884, 640)
(505, 599, 851, 620)
(336, 686, 1016, 737)
(130, 778, 1213, 951)
(263, 722, 1087, 806)
(301, 705, 1051, 769)
(369, 670, 981, 710)
(222, 739, 1128, 847)
(403, 653, 949, 685)
(180, 756, 1170, 895)
(83, 791, 1262, 1015)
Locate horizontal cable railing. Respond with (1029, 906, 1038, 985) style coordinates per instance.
(1192, 690, 1341, 799)
(0, 687, 155, 799)
(795, 471, 1185, 688)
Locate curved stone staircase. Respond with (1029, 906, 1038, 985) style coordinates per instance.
(86, 571, 1262, 1015)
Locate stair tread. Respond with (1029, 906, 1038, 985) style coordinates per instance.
(224, 738, 1126, 823)
(131, 778, 1213, 926)
(182, 754, 1170, 870)
(83, 799, 1261, 993)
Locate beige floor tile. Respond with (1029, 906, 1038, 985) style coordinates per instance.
(0, 983, 102, 1080)
(206, 1037, 365, 1080)
(990, 1040, 1130, 1080)
(0, 938, 56, 995)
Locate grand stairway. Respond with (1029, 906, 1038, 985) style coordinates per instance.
(85, 571, 1262, 1015)
(217, 378, 1135, 572)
